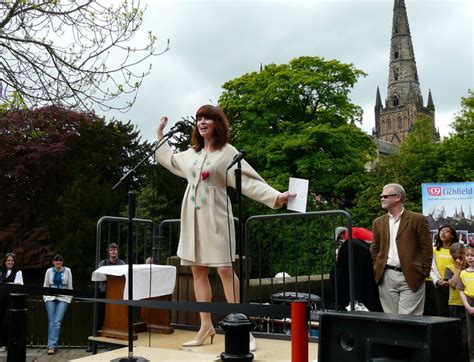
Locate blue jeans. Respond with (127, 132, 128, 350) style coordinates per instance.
(44, 300, 69, 349)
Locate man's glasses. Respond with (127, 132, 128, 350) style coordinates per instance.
(380, 194, 398, 199)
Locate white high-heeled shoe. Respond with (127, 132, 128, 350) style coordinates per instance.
(250, 333, 257, 351)
(182, 327, 216, 347)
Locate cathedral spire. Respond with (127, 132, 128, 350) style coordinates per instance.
(374, 0, 436, 146)
(427, 89, 435, 110)
(395, 0, 406, 8)
(374, 86, 382, 137)
(375, 86, 382, 109)
(386, 0, 421, 108)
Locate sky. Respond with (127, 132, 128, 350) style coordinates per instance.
(104, 0, 473, 143)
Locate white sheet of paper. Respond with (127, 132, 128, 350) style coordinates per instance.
(287, 177, 309, 213)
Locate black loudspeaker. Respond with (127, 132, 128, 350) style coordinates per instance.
(318, 311, 462, 362)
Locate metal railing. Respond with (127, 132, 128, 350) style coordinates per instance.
(155, 210, 355, 334)
(244, 210, 354, 309)
(22, 209, 356, 347)
(95, 216, 155, 268)
(92, 216, 155, 337)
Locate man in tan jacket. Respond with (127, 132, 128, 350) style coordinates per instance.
(370, 183, 433, 315)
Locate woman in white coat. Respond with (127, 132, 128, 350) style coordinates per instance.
(156, 105, 294, 350)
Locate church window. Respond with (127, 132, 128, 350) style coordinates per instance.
(398, 116, 402, 129)
(394, 25, 399, 34)
(393, 95, 399, 107)
(394, 69, 399, 81)
(387, 120, 392, 131)
(394, 51, 399, 59)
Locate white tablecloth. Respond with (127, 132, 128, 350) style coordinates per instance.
(91, 264, 176, 300)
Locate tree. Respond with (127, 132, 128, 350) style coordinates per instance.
(0, 0, 168, 112)
(217, 56, 376, 278)
(53, 114, 154, 276)
(219, 56, 376, 210)
(437, 90, 474, 181)
(350, 115, 441, 226)
(0, 105, 150, 273)
(396, 114, 442, 204)
(0, 106, 84, 268)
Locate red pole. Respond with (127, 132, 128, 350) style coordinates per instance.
(291, 300, 308, 362)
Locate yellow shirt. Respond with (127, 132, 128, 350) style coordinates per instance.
(446, 265, 463, 306)
(460, 270, 474, 298)
(433, 247, 453, 282)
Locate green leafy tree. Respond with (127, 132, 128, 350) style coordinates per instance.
(396, 114, 442, 205)
(350, 115, 440, 226)
(437, 90, 474, 181)
(0, 91, 28, 114)
(52, 117, 152, 276)
(217, 56, 376, 278)
(349, 155, 400, 227)
(219, 56, 376, 210)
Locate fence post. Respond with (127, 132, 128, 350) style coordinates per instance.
(7, 293, 27, 362)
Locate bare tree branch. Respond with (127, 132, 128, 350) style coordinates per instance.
(0, 0, 169, 112)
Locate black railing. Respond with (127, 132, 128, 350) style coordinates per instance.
(92, 216, 155, 337)
(244, 210, 354, 310)
(23, 210, 355, 347)
(156, 210, 355, 334)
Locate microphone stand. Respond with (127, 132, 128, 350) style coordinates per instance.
(110, 133, 174, 362)
(234, 161, 244, 303)
(112, 136, 172, 191)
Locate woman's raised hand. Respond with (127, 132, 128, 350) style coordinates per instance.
(157, 116, 168, 140)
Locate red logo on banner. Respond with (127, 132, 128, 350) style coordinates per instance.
(427, 187, 442, 196)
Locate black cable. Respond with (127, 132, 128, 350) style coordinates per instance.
(225, 171, 238, 304)
(146, 156, 158, 347)
(146, 135, 172, 345)
(0, 283, 291, 319)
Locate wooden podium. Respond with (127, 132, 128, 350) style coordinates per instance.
(141, 296, 174, 334)
(99, 275, 140, 340)
(93, 264, 176, 340)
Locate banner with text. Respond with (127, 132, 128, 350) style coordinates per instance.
(422, 182, 474, 245)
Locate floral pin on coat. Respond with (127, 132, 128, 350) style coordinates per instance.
(201, 170, 210, 181)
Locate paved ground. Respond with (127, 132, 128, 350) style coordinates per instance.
(0, 347, 109, 362)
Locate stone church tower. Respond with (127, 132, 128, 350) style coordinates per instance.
(374, 0, 437, 145)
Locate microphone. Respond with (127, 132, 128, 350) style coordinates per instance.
(164, 121, 186, 137)
(227, 150, 247, 170)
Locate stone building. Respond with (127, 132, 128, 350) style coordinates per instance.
(373, 0, 438, 146)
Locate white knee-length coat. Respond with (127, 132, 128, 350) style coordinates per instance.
(155, 142, 280, 265)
